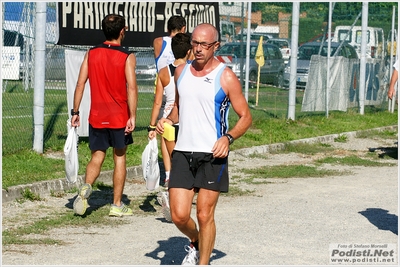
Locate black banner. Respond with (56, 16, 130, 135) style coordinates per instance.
(57, 2, 220, 47)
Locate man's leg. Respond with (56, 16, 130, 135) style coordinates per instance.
(112, 147, 127, 206)
(196, 188, 220, 265)
(73, 150, 106, 215)
(169, 187, 198, 241)
(85, 150, 106, 184)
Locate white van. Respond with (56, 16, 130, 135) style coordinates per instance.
(333, 26, 385, 59)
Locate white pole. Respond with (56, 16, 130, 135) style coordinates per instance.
(389, 6, 396, 113)
(359, 2, 368, 115)
(33, 2, 46, 153)
(326, 2, 333, 118)
(287, 2, 300, 120)
(244, 2, 252, 102)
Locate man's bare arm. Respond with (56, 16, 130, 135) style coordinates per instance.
(125, 53, 138, 133)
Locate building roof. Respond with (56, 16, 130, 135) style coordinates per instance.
(254, 25, 279, 34)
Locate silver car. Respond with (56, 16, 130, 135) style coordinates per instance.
(267, 38, 291, 64)
(135, 50, 157, 82)
(283, 41, 359, 89)
(215, 42, 285, 88)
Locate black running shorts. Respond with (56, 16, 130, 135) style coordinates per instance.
(89, 124, 133, 150)
(169, 151, 229, 192)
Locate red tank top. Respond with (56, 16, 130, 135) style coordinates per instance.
(87, 42, 131, 128)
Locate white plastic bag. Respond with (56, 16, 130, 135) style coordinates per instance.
(141, 138, 160, 190)
(64, 121, 79, 184)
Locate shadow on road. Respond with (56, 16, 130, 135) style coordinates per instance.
(145, 236, 227, 265)
(359, 208, 398, 235)
(65, 184, 131, 216)
(368, 143, 398, 159)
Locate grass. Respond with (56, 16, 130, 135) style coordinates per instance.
(240, 164, 349, 183)
(355, 129, 399, 140)
(272, 142, 335, 155)
(1, 83, 398, 189)
(334, 134, 348, 143)
(316, 155, 395, 167)
(2, 186, 160, 246)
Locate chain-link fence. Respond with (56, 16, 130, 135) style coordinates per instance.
(2, 2, 398, 155)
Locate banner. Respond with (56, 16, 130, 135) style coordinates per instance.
(57, 2, 220, 47)
(65, 49, 91, 137)
(2, 47, 20, 80)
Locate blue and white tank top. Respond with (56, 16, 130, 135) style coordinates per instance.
(174, 62, 230, 153)
(155, 36, 174, 72)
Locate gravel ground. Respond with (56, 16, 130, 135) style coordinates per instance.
(2, 132, 398, 266)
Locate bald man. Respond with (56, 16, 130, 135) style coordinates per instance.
(156, 23, 252, 265)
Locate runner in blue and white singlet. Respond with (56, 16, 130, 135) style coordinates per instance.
(155, 36, 175, 72)
(174, 62, 228, 153)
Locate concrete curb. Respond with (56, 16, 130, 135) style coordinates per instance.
(2, 125, 397, 203)
(1, 166, 143, 203)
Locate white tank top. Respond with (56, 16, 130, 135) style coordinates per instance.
(174, 62, 229, 153)
(162, 64, 176, 119)
(155, 36, 174, 72)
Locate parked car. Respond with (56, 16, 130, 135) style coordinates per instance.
(18, 46, 66, 80)
(215, 42, 285, 88)
(283, 41, 359, 88)
(267, 38, 291, 64)
(135, 50, 157, 82)
(236, 32, 273, 43)
(45, 46, 66, 80)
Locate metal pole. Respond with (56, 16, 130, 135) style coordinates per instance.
(389, 6, 396, 113)
(326, 2, 333, 118)
(287, 2, 300, 120)
(239, 2, 244, 94)
(33, 2, 46, 153)
(244, 2, 252, 102)
(359, 2, 368, 115)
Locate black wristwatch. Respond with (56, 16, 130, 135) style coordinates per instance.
(71, 109, 79, 116)
(224, 133, 234, 145)
(147, 125, 156, 132)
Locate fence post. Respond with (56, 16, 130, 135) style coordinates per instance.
(287, 2, 300, 121)
(359, 2, 368, 115)
(33, 2, 46, 153)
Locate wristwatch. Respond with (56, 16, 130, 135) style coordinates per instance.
(224, 133, 234, 145)
(147, 125, 156, 132)
(71, 109, 79, 116)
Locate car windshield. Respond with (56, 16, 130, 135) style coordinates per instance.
(298, 45, 338, 60)
(269, 40, 289, 49)
(216, 45, 257, 58)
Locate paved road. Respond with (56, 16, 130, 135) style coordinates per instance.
(2, 129, 398, 266)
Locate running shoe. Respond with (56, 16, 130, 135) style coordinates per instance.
(157, 191, 172, 222)
(73, 183, 92, 215)
(160, 191, 172, 222)
(157, 191, 164, 206)
(109, 203, 133, 217)
(181, 245, 199, 265)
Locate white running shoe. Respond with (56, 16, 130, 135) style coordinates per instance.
(181, 245, 199, 265)
(160, 191, 172, 222)
(73, 183, 92, 215)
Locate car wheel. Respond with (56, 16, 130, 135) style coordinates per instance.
(274, 72, 284, 88)
(249, 71, 257, 89)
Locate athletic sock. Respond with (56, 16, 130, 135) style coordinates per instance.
(190, 240, 199, 251)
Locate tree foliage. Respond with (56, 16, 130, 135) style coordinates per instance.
(251, 2, 398, 23)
